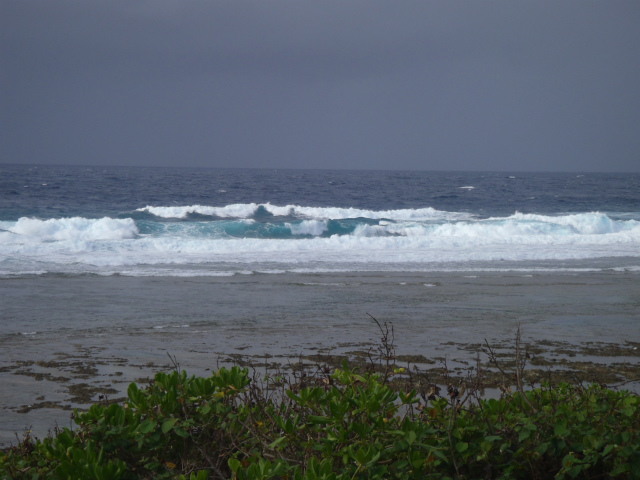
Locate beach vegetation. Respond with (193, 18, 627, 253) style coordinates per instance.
(1, 325, 639, 479)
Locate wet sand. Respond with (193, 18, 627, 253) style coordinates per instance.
(1, 270, 639, 446)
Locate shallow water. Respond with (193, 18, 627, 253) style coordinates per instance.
(1, 269, 638, 445)
(3, 269, 638, 351)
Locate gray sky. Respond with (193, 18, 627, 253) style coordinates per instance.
(2, 1, 639, 172)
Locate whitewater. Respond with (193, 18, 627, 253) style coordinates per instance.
(1, 205, 640, 277)
(1, 166, 639, 276)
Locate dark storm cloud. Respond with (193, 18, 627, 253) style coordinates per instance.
(2, 1, 639, 171)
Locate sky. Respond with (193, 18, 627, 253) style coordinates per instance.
(2, 1, 639, 172)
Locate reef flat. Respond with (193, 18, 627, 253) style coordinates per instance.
(1, 270, 639, 446)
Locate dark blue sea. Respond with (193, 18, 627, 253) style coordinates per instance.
(1, 165, 639, 276)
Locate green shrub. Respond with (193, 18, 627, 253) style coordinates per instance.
(2, 364, 638, 479)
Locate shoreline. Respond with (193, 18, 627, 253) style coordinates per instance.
(1, 269, 639, 445)
(1, 336, 638, 447)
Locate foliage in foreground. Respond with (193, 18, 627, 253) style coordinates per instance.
(1, 364, 639, 480)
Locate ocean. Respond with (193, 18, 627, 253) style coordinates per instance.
(2, 165, 640, 277)
(1, 165, 639, 442)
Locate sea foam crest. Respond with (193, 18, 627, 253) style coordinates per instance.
(280, 205, 465, 221)
(346, 212, 640, 239)
(137, 203, 472, 221)
(505, 212, 639, 234)
(137, 204, 261, 219)
(0, 217, 138, 243)
(286, 220, 328, 236)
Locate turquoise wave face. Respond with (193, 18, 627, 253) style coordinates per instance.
(129, 210, 640, 242)
(135, 218, 381, 239)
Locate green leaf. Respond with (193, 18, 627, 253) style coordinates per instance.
(480, 441, 493, 453)
(610, 463, 630, 476)
(138, 419, 157, 434)
(554, 420, 568, 437)
(601, 444, 614, 457)
(518, 429, 531, 442)
(228, 458, 241, 473)
(536, 442, 549, 455)
(174, 427, 190, 438)
(269, 437, 287, 449)
(162, 418, 178, 434)
(393, 460, 409, 470)
(568, 465, 584, 478)
(308, 415, 332, 425)
(583, 435, 598, 449)
(285, 390, 302, 403)
(423, 446, 448, 462)
(455, 442, 469, 453)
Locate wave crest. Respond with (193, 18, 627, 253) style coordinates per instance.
(0, 217, 138, 243)
(136, 203, 473, 221)
(506, 212, 638, 234)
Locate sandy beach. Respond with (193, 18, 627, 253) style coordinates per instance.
(1, 269, 639, 446)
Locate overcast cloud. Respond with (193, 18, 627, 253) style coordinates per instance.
(2, 1, 639, 171)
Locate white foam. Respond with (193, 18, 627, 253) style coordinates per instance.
(349, 213, 640, 239)
(351, 224, 388, 237)
(502, 212, 636, 234)
(128, 268, 249, 277)
(1, 212, 639, 277)
(137, 204, 260, 219)
(287, 220, 328, 236)
(138, 203, 474, 221)
(276, 204, 474, 221)
(0, 217, 138, 243)
(0, 270, 49, 276)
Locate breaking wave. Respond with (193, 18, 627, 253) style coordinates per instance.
(0, 217, 138, 243)
(136, 203, 473, 221)
(1, 207, 639, 276)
